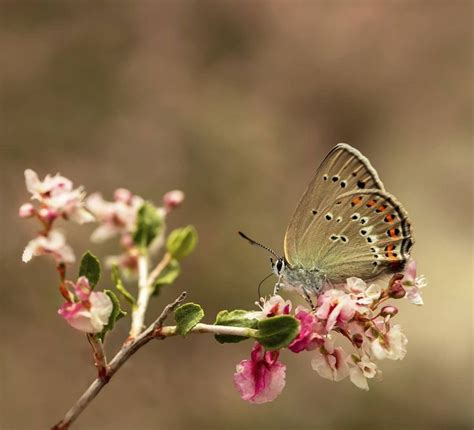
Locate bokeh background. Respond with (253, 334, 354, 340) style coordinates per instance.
(1, 1, 472, 429)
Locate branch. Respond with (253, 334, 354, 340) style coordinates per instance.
(129, 254, 150, 338)
(52, 292, 187, 430)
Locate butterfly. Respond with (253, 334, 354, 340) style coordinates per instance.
(239, 143, 414, 308)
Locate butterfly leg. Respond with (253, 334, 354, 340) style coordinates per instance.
(273, 275, 282, 296)
(303, 288, 316, 312)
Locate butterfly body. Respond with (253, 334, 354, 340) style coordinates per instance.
(280, 265, 326, 295)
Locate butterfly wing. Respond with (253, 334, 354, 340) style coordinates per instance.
(284, 143, 385, 266)
(294, 189, 414, 283)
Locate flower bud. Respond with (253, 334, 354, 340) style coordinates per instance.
(388, 282, 406, 299)
(19, 203, 35, 218)
(380, 306, 398, 318)
(114, 188, 133, 204)
(163, 190, 185, 211)
(38, 206, 59, 222)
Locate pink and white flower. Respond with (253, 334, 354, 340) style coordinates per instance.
(58, 277, 113, 333)
(316, 289, 359, 332)
(234, 342, 286, 404)
(86, 190, 144, 242)
(23, 169, 93, 224)
(311, 339, 349, 382)
(400, 260, 427, 306)
(345, 277, 382, 309)
(288, 306, 325, 353)
(247, 295, 292, 320)
(371, 324, 408, 361)
(348, 354, 379, 391)
(22, 230, 75, 264)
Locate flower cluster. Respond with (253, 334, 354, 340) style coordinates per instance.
(86, 188, 184, 273)
(20, 169, 94, 264)
(234, 262, 426, 403)
(19, 169, 186, 334)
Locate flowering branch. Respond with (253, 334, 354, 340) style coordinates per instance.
(19, 169, 427, 428)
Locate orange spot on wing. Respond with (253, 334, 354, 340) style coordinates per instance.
(366, 199, 377, 207)
(389, 228, 398, 239)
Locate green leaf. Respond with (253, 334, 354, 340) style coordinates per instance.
(152, 259, 181, 296)
(111, 264, 136, 306)
(79, 251, 101, 288)
(166, 225, 198, 260)
(96, 290, 127, 341)
(174, 303, 204, 336)
(255, 315, 299, 351)
(132, 202, 163, 250)
(214, 310, 258, 344)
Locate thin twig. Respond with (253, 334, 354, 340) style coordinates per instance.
(52, 292, 187, 430)
(147, 252, 172, 286)
(86, 334, 107, 379)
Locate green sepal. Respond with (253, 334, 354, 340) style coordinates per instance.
(166, 225, 198, 260)
(255, 315, 299, 351)
(95, 290, 127, 342)
(132, 202, 163, 250)
(174, 303, 204, 336)
(152, 259, 181, 296)
(111, 264, 136, 306)
(78, 251, 101, 289)
(214, 310, 258, 344)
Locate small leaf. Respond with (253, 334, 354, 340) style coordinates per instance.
(174, 303, 204, 336)
(111, 265, 136, 306)
(214, 310, 258, 344)
(166, 225, 198, 260)
(152, 259, 181, 296)
(96, 290, 127, 342)
(255, 315, 299, 351)
(79, 251, 101, 288)
(133, 202, 163, 250)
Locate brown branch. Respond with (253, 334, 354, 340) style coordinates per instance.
(52, 292, 187, 430)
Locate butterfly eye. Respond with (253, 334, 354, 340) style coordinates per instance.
(275, 258, 285, 274)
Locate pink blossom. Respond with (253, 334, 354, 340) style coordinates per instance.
(348, 354, 379, 391)
(234, 342, 286, 404)
(23, 169, 93, 224)
(163, 190, 185, 212)
(247, 295, 292, 320)
(316, 289, 359, 332)
(288, 306, 325, 353)
(371, 324, 408, 360)
(345, 277, 382, 310)
(58, 277, 113, 333)
(86, 190, 143, 242)
(400, 260, 427, 306)
(311, 339, 349, 382)
(22, 230, 75, 264)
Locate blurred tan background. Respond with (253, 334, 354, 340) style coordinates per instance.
(1, 1, 472, 429)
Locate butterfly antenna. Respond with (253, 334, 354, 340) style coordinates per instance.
(257, 272, 274, 300)
(238, 231, 280, 259)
